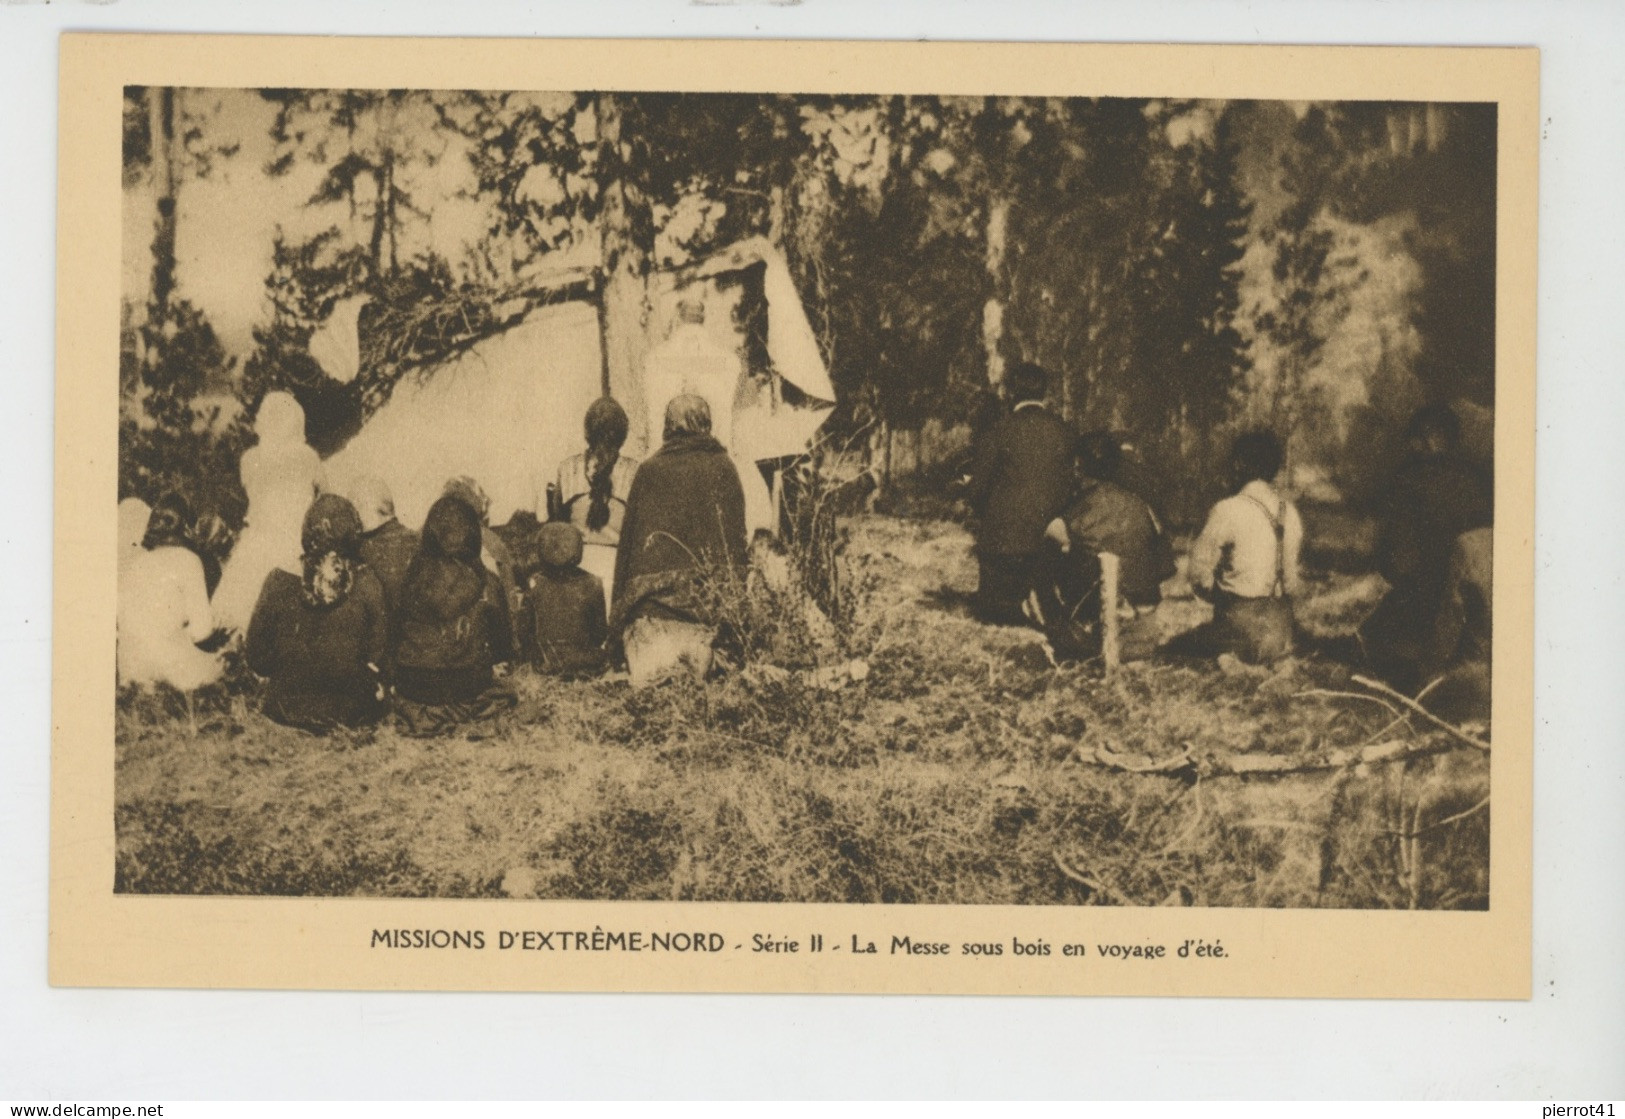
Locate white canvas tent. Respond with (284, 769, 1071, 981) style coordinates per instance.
(324, 298, 604, 529)
(321, 240, 835, 531)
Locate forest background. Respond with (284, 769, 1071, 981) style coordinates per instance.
(118, 89, 1496, 537)
(110, 89, 1503, 908)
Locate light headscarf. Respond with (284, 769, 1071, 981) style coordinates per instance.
(255, 391, 307, 446)
(349, 475, 398, 534)
(442, 475, 491, 525)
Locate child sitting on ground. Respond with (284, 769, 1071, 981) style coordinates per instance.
(522, 522, 609, 678)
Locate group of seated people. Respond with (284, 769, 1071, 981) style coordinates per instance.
(965, 361, 1494, 702)
(117, 390, 751, 735)
(118, 357, 1495, 735)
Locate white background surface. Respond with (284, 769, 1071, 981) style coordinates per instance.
(2, 0, 1622, 1101)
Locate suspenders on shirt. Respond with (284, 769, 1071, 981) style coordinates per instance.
(1240, 493, 1289, 599)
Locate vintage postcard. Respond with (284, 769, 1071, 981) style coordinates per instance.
(52, 34, 1537, 996)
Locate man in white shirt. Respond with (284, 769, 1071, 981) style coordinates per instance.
(1164, 431, 1303, 664)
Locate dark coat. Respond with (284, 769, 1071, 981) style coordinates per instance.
(359, 518, 419, 617)
(1060, 479, 1175, 607)
(1362, 455, 1493, 691)
(523, 566, 609, 677)
(966, 404, 1076, 558)
(1376, 453, 1492, 593)
(611, 433, 748, 631)
(394, 568, 514, 705)
(245, 566, 389, 730)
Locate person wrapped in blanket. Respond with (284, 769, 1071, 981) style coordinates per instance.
(118, 494, 227, 692)
(1161, 431, 1303, 665)
(1029, 432, 1175, 662)
(611, 394, 749, 689)
(245, 493, 390, 732)
(442, 475, 522, 622)
(392, 492, 517, 736)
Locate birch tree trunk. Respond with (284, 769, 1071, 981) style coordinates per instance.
(982, 193, 1009, 389)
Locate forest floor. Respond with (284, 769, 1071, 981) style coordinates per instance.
(115, 512, 1491, 908)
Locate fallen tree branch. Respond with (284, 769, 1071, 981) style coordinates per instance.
(1351, 674, 1491, 752)
(1383, 795, 1491, 839)
(1081, 744, 1196, 775)
(1052, 850, 1132, 905)
(1079, 734, 1465, 779)
(1298, 688, 1405, 720)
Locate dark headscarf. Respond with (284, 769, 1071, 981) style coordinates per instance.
(142, 494, 196, 551)
(401, 494, 487, 624)
(583, 396, 629, 532)
(300, 493, 364, 609)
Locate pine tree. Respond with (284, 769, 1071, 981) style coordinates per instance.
(1183, 106, 1253, 436)
(263, 90, 447, 281)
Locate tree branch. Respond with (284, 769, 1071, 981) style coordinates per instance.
(1078, 734, 1467, 779)
(1351, 674, 1491, 752)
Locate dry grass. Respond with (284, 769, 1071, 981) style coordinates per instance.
(115, 514, 1489, 908)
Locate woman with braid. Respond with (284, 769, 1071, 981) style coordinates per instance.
(546, 396, 639, 601)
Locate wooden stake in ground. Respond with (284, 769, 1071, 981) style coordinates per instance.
(1100, 552, 1121, 673)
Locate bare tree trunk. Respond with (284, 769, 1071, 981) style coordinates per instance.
(767, 183, 787, 244)
(368, 164, 387, 278)
(982, 194, 1009, 389)
(596, 93, 652, 444)
(146, 86, 177, 343)
(882, 421, 893, 494)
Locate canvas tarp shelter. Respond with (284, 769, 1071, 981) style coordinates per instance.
(324, 299, 604, 530)
(321, 240, 835, 531)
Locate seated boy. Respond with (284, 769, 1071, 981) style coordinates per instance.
(522, 522, 609, 678)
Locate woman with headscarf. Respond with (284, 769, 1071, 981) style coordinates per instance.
(244, 494, 390, 732)
(117, 495, 225, 691)
(547, 397, 640, 598)
(612, 394, 748, 688)
(442, 474, 520, 618)
(213, 392, 327, 635)
(393, 493, 517, 736)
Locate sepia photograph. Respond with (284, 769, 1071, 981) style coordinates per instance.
(112, 84, 1499, 907)
(51, 34, 1537, 997)
(9, 0, 1622, 1100)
